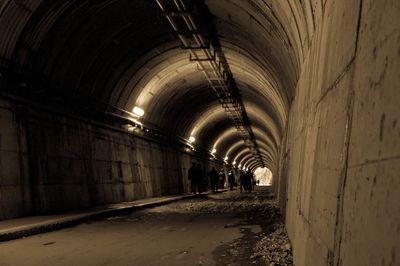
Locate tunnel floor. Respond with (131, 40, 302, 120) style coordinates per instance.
(0, 188, 293, 266)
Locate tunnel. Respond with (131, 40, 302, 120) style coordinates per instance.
(0, 0, 399, 265)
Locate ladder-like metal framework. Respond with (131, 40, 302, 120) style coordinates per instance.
(155, 0, 265, 166)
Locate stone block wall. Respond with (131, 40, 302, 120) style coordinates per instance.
(0, 97, 220, 220)
(279, 0, 400, 265)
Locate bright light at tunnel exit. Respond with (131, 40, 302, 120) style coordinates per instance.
(132, 106, 144, 117)
(254, 167, 273, 186)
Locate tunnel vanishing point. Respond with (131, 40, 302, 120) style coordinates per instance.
(0, 0, 399, 265)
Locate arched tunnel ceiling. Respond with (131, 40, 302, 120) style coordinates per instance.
(0, 0, 314, 171)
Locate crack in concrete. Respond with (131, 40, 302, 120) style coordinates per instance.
(331, 77, 355, 266)
(347, 155, 400, 169)
(332, 2, 364, 265)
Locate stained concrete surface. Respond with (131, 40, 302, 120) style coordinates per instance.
(0, 188, 289, 266)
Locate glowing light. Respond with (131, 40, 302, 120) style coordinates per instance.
(132, 106, 145, 117)
(238, 164, 242, 168)
(232, 161, 236, 165)
(254, 167, 273, 186)
(189, 136, 196, 143)
(224, 156, 228, 161)
(211, 148, 217, 154)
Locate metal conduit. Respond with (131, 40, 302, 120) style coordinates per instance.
(155, 0, 265, 167)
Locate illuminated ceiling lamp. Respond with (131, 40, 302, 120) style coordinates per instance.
(189, 136, 196, 143)
(211, 148, 217, 154)
(132, 106, 145, 117)
(224, 156, 228, 161)
(232, 161, 236, 165)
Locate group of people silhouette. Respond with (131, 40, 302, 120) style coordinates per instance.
(187, 162, 256, 194)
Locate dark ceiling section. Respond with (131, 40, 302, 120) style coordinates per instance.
(30, 0, 170, 103)
(0, 0, 305, 171)
(149, 81, 220, 136)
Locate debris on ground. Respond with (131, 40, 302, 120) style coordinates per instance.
(141, 190, 294, 265)
(252, 223, 293, 265)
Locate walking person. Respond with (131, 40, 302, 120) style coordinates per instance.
(245, 171, 254, 192)
(239, 170, 246, 192)
(209, 167, 219, 192)
(218, 169, 225, 189)
(196, 163, 204, 194)
(228, 170, 235, 191)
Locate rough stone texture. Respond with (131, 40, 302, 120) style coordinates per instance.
(281, 0, 400, 265)
(0, 97, 220, 220)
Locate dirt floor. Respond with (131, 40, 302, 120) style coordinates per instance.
(0, 188, 293, 266)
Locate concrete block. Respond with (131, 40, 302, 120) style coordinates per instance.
(0, 133, 19, 152)
(0, 106, 14, 122)
(121, 163, 133, 183)
(93, 137, 112, 161)
(110, 183, 124, 203)
(0, 185, 27, 219)
(289, 212, 310, 265)
(61, 184, 91, 210)
(340, 159, 400, 266)
(0, 115, 17, 135)
(318, 0, 361, 93)
(94, 160, 112, 183)
(297, 108, 320, 219)
(348, 0, 400, 166)
(305, 232, 330, 266)
(46, 157, 86, 185)
(0, 151, 21, 185)
(36, 185, 64, 213)
(133, 182, 146, 199)
(123, 183, 134, 201)
(94, 184, 106, 205)
(102, 184, 114, 203)
(135, 147, 146, 167)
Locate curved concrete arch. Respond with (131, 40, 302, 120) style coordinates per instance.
(239, 153, 254, 167)
(234, 149, 252, 164)
(0, 0, 307, 171)
(1, 2, 396, 266)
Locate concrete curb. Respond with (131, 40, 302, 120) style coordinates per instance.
(0, 194, 195, 242)
(0, 190, 229, 242)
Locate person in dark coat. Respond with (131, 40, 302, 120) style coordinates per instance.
(188, 162, 198, 194)
(209, 167, 219, 192)
(218, 169, 225, 189)
(239, 170, 246, 192)
(228, 170, 235, 190)
(245, 171, 254, 192)
(196, 163, 204, 193)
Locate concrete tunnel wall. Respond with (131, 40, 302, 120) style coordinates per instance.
(274, 0, 399, 265)
(0, 0, 399, 265)
(0, 97, 222, 220)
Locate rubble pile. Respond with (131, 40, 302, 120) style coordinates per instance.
(251, 223, 293, 266)
(179, 194, 278, 215)
(144, 191, 294, 265)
